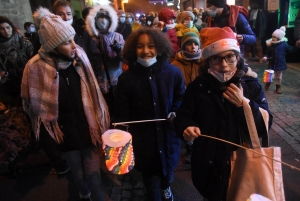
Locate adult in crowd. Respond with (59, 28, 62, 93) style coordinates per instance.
(114, 27, 185, 201)
(175, 27, 272, 201)
(139, 14, 147, 26)
(126, 12, 135, 26)
(0, 16, 33, 107)
(53, 0, 102, 78)
(294, 9, 300, 47)
(24, 22, 41, 55)
(204, 0, 256, 56)
(115, 9, 132, 40)
(158, 7, 179, 62)
(248, 2, 267, 60)
(22, 7, 109, 201)
(86, 4, 125, 116)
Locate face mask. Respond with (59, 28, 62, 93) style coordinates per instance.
(183, 20, 193, 28)
(127, 18, 133, 23)
(96, 18, 110, 30)
(147, 21, 152, 26)
(120, 17, 126, 23)
(66, 18, 73, 25)
(206, 7, 218, 17)
(137, 57, 157, 67)
(208, 68, 237, 82)
(30, 27, 36, 33)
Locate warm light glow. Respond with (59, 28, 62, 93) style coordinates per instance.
(226, 0, 235, 5)
(221, 41, 227, 46)
(92, 0, 111, 5)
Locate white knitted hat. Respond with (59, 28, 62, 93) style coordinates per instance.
(33, 7, 76, 52)
(272, 26, 286, 40)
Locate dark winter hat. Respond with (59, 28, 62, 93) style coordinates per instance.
(158, 8, 176, 24)
(181, 32, 200, 49)
(206, 0, 226, 8)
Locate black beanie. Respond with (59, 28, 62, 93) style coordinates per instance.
(207, 0, 226, 8)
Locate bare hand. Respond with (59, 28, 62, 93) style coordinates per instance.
(296, 39, 300, 47)
(0, 71, 8, 78)
(183, 126, 201, 142)
(223, 83, 243, 107)
(236, 34, 243, 43)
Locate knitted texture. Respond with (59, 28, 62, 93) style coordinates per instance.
(272, 26, 286, 40)
(33, 7, 75, 52)
(178, 11, 195, 23)
(200, 27, 240, 59)
(181, 32, 200, 49)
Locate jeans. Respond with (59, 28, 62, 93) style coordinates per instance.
(143, 173, 170, 201)
(63, 145, 105, 201)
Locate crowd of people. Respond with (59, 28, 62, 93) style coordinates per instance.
(1, 0, 300, 200)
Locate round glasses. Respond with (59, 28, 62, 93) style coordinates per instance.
(209, 54, 237, 65)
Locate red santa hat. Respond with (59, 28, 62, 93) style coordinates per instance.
(200, 27, 240, 60)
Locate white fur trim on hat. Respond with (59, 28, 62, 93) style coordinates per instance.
(33, 7, 75, 52)
(85, 4, 118, 37)
(201, 38, 240, 60)
(272, 26, 286, 40)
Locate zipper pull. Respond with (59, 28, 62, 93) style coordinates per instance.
(66, 77, 69, 85)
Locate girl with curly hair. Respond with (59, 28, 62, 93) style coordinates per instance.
(114, 27, 185, 201)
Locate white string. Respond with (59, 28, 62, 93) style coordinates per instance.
(199, 134, 300, 172)
(112, 119, 166, 127)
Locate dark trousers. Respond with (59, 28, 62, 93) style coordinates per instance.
(143, 173, 171, 201)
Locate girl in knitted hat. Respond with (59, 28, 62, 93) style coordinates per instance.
(174, 11, 200, 47)
(261, 26, 299, 94)
(114, 27, 185, 201)
(174, 27, 272, 200)
(21, 7, 109, 201)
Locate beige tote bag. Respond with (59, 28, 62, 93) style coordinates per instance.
(227, 98, 285, 201)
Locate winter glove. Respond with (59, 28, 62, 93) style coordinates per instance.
(167, 112, 176, 123)
(110, 40, 122, 54)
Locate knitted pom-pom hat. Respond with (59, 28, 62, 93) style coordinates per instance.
(178, 11, 195, 23)
(272, 26, 286, 40)
(33, 7, 75, 53)
(200, 27, 240, 59)
(181, 32, 200, 49)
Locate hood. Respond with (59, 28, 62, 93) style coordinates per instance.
(85, 4, 118, 37)
(266, 37, 288, 47)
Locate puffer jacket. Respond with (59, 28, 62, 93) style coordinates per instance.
(171, 51, 201, 86)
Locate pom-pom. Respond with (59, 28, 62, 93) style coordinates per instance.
(279, 26, 286, 32)
(33, 7, 53, 28)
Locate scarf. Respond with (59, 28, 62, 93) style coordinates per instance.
(181, 50, 201, 60)
(21, 46, 110, 145)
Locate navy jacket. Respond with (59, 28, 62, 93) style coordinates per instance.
(114, 59, 185, 177)
(175, 70, 272, 200)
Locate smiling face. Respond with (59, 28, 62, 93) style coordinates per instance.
(208, 50, 238, 73)
(0, 22, 13, 38)
(56, 35, 76, 59)
(136, 33, 157, 59)
(184, 41, 199, 54)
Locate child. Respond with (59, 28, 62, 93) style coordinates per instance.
(114, 27, 185, 201)
(0, 94, 31, 177)
(171, 32, 201, 163)
(262, 26, 298, 94)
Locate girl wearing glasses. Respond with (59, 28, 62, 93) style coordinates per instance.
(174, 27, 272, 201)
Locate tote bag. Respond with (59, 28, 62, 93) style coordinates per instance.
(227, 98, 285, 201)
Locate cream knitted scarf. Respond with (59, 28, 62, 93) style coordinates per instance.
(21, 45, 110, 145)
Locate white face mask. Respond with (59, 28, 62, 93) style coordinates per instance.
(183, 20, 193, 28)
(208, 68, 237, 82)
(137, 57, 157, 67)
(96, 18, 110, 30)
(206, 7, 219, 17)
(119, 17, 126, 23)
(30, 27, 36, 33)
(66, 18, 73, 25)
(147, 21, 152, 26)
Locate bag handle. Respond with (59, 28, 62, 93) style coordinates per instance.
(242, 97, 262, 152)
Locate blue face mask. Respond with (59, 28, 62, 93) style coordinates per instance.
(137, 57, 157, 67)
(96, 18, 110, 30)
(29, 27, 36, 33)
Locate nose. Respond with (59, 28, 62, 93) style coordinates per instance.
(71, 40, 76, 49)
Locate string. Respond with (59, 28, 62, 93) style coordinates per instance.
(199, 134, 300, 172)
(112, 119, 166, 127)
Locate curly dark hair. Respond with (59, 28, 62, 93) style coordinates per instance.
(123, 27, 173, 62)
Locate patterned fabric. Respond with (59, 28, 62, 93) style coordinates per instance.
(102, 139, 134, 174)
(0, 107, 31, 164)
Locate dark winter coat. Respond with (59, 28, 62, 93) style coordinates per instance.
(24, 32, 41, 55)
(114, 60, 185, 177)
(249, 9, 267, 39)
(206, 5, 256, 46)
(174, 69, 272, 200)
(116, 22, 132, 40)
(265, 39, 298, 71)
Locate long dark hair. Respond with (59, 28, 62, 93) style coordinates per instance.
(0, 16, 22, 38)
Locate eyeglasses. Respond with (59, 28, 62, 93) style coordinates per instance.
(209, 54, 237, 65)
